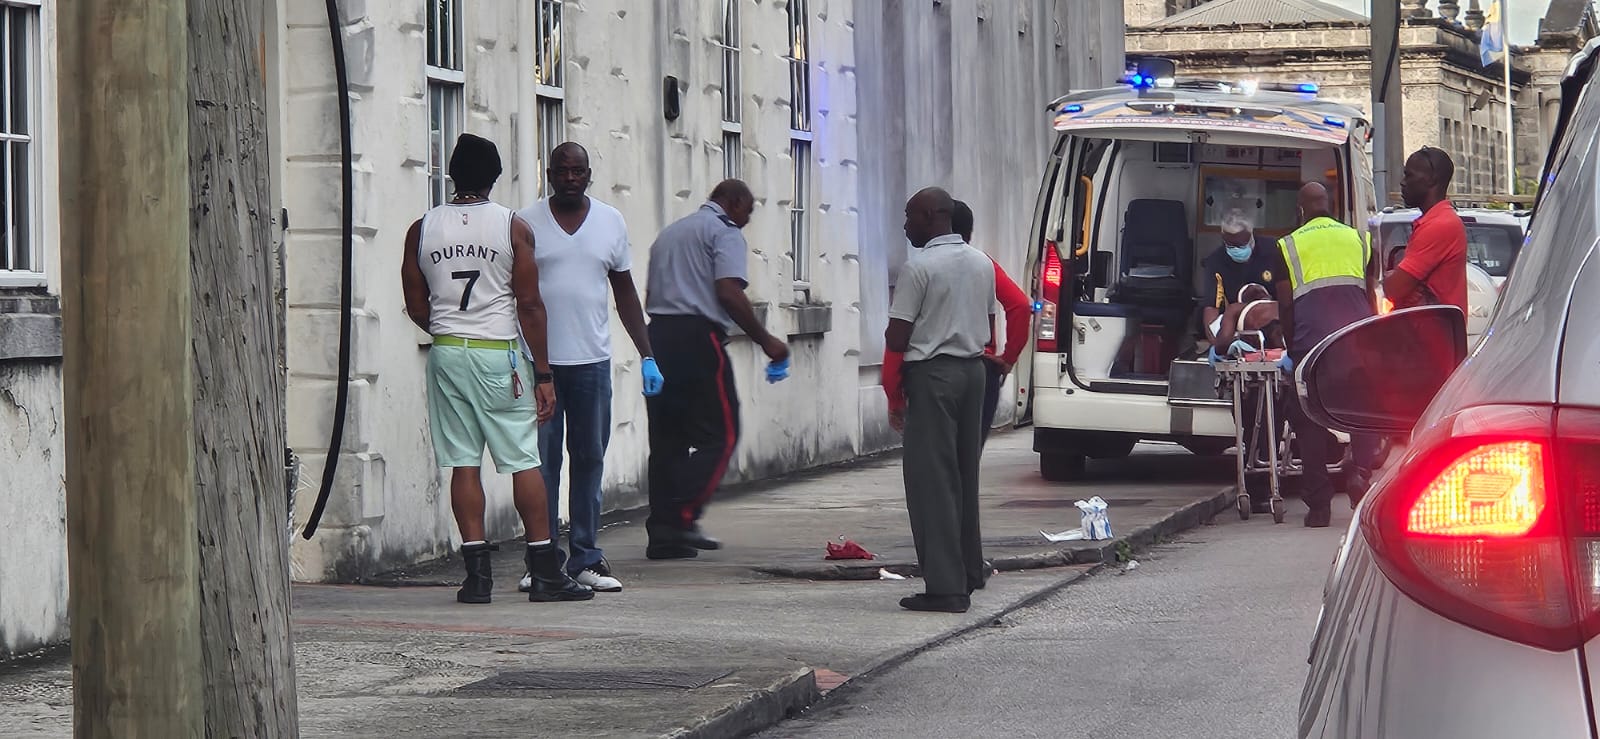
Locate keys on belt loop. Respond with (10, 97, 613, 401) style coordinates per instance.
(508, 347, 523, 399)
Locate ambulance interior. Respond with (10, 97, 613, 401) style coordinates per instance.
(1046, 136, 1346, 390)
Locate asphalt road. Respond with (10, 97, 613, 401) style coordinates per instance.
(763, 497, 1351, 739)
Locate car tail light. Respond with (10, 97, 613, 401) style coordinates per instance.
(1037, 241, 1063, 354)
(1366, 406, 1600, 651)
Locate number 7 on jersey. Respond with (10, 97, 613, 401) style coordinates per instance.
(452, 270, 481, 310)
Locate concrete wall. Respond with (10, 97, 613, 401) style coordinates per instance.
(276, 0, 1124, 582)
(0, 358, 66, 657)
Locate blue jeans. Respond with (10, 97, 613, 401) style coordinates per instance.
(538, 360, 612, 576)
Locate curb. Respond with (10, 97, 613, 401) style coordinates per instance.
(752, 488, 1235, 581)
(698, 486, 1234, 738)
(665, 667, 821, 739)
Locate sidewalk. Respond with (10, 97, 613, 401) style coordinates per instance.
(0, 432, 1234, 738)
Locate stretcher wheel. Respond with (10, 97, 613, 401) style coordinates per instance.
(1271, 498, 1286, 524)
(1237, 494, 1251, 520)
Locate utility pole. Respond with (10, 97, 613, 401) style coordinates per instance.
(58, 2, 203, 737)
(186, 0, 300, 735)
(1371, 0, 1407, 205)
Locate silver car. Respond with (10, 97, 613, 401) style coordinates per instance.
(1296, 39, 1600, 738)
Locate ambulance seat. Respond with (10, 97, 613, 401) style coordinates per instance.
(1115, 199, 1193, 305)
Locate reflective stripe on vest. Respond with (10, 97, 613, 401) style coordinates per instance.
(1280, 219, 1369, 300)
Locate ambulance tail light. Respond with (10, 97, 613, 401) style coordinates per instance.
(1037, 241, 1064, 354)
(1366, 406, 1600, 652)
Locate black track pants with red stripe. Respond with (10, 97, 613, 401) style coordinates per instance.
(645, 315, 741, 536)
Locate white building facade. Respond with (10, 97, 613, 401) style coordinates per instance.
(1, 0, 1123, 654)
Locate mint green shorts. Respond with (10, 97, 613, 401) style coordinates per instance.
(426, 344, 542, 473)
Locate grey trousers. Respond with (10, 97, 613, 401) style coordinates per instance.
(902, 355, 987, 596)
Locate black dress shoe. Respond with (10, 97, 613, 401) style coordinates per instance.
(899, 593, 970, 613)
(1305, 508, 1333, 528)
(646, 543, 700, 560)
(681, 525, 722, 551)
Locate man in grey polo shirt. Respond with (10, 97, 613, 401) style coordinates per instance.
(884, 187, 994, 613)
(642, 179, 789, 560)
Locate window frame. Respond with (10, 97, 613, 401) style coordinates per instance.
(720, 0, 742, 179)
(0, 0, 42, 287)
(533, 0, 565, 196)
(785, 0, 811, 135)
(426, 0, 465, 207)
(789, 138, 811, 289)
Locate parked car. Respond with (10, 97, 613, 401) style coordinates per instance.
(1296, 38, 1600, 738)
(1368, 206, 1523, 346)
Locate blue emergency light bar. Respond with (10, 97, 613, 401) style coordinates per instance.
(1323, 116, 1347, 128)
(1062, 103, 1083, 113)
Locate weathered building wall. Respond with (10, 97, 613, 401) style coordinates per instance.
(0, 355, 66, 657)
(1129, 20, 1533, 200)
(0, 0, 66, 658)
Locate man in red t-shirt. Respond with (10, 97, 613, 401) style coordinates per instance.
(882, 201, 1028, 445)
(1387, 147, 1468, 322)
(952, 201, 1032, 443)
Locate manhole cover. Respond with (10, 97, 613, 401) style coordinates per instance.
(1000, 498, 1152, 509)
(455, 668, 733, 692)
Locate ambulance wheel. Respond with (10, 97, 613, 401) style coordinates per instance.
(1083, 434, 1137, 460)
(1040, 452, 1087, 482)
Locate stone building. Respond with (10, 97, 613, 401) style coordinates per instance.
(0, 0, 1125, 656)
(1127, 0, 1596, 200)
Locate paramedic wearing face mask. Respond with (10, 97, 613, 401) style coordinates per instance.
(1201, 212, 1278, 348)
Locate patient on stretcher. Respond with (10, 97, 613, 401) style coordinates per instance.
(1208, 296, 1285, 364)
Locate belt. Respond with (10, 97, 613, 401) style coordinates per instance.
(433, 335, 516, 350)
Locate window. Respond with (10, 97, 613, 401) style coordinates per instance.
(0, 2, 39, 280)
(786, 0, 810, 133)
(790, 140, 811, 286)
(720, 0, 741, 179)
(427, 0, 464, 207)
(787, 0, 812, 289)
(534, 0, 565, 195)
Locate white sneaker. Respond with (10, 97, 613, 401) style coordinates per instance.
(518, 572, 533, 592)
(576, 568, 623, 592)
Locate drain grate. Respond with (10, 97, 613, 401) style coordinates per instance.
(999, 498, 1152, 509)
(455, 668, 733, 692)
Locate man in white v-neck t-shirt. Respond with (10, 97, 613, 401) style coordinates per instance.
(515, 142, 660, 594)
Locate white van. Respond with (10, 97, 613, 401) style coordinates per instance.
(1368, 206, 1525, 346)
(1020, 64, 1374, 481)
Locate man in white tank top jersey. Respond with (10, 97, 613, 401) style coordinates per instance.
(400, 133, 592, 604)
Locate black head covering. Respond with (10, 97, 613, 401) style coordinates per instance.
(448, 133, 502, 193)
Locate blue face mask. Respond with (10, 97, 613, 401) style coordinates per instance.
(1225, 243, 1253, 263)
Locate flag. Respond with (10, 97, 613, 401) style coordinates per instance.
(1480, 0, 1507, 67)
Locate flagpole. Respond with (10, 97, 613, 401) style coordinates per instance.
(1503, 0, 1515, 197)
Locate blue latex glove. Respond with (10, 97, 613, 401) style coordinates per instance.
(1227, 339, 1255, 358)
(641, 357, 665, 397)
(1206, 347, 1222, 367)
(766, 357, 791, 384)
(1277, 355, 1294, 373)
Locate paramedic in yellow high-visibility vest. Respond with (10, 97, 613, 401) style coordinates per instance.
(1268, 182, 1381, 529)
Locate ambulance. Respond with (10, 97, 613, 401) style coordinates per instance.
(1020, 58, 1374, 480)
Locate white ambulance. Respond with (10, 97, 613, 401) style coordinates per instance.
(1020, 60, 1374, 481)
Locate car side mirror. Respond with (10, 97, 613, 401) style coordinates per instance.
(1296, 305, 1467, 435)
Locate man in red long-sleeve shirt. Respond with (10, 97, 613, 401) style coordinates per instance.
(883, 201, 1030, 444)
